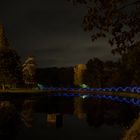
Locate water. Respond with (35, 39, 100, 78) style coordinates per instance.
(0, 95, 139, 140)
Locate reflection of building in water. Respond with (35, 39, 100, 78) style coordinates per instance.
(47, 113, 63, 128)
(74, 64, 87, 86)
(74, 97, 86, 120)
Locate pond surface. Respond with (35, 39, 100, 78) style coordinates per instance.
(0, 95, 140, 140)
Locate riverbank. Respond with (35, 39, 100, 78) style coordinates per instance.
(0, 88, 140, 99)
(122, 114, 140, 140)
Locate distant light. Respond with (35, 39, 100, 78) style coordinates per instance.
(80, 84, 89, 88)
(81, 95, 88, 99)
(37, 83, 44, 90)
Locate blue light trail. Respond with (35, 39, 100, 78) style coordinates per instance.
(41, 86, 140, 93)
(50, 93, 140, 107)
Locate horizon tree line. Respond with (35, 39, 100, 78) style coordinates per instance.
(0, 21, 140, 89)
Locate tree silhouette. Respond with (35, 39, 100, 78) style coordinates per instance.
(68, 0, 140, 54)
(0, 23, 22, 89)
(83, 58, 103, 87)
(120, 41, 140, 85)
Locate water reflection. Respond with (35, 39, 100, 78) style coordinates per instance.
(46, 113, 63, 128)
(74, 97, 86, 120)
(21, 100, 35, 128)
(84, 99, 139, 129)
(0, 101, 21, 140)
(0, 96, 139, 140)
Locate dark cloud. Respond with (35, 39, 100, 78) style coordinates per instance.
(0, 0, 119, 67)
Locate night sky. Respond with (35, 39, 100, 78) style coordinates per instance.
(0, 0, 120, 68)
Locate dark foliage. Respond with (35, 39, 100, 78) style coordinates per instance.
(0, 23, 22, 88)
(68, 0, 140, 54)
(36, 67, 74, 87)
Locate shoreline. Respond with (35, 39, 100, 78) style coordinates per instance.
(0, 89, 140, 99)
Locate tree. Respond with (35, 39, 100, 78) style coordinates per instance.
(74, 64, 87, 86)
(22, 56, 36, 87)
(120, 42, 140, 85)
(68, 0, 140, 54)
(0, 23, 22, 89)
(58, 67, 74, 87)
(83, 58, 103, 87)
(102, 60, 120, 87)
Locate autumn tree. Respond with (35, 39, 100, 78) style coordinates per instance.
(74, 64, 87, 86)
(22, 56, 36, 88)
(68, 0, 140, 54)
(0, 23, 22, 89)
